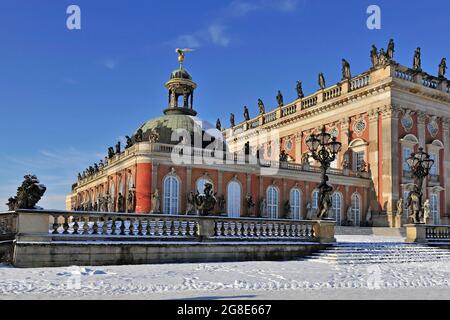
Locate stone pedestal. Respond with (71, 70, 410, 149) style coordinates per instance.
(405, 224, 427, 243)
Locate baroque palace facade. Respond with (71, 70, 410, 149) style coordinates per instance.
(68, 42, 450, 227)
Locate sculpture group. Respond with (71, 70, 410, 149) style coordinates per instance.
(6, 175, 47, 211)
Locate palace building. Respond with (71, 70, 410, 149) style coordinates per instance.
(68, 42, 450, 227)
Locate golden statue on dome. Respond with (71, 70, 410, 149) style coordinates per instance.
(175, 48, 194, 68)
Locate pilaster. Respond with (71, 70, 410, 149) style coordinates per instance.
(368, 108, 380, 211)
(443, 119, 450, 215)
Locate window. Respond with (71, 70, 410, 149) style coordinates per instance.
(331, 193, 342, 226)
(312, 190, 319, 210)
(163, 176, 179, 215)
(403, 148, 413, 172)
(403, 191, 409, 216)
(351, 193, 361, 226)
(353, 151, 365, 171)
(290, 188, 301, 220)
(330, 158, 338, 169)
(267, 186, 279, 219)
(227, 181, 241, 218)
(429, 153, 438, 176)
(430, 193, 440, 225)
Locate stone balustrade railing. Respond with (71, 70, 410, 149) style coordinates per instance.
(350, 74, 370, 91)
(406, 224, 450, 243)
(426, 225, 450, 240)
(5, 210, 335, 244)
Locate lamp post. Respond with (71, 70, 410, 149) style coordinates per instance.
(306, 126, 342, 220)
(405, 147, 434, 224)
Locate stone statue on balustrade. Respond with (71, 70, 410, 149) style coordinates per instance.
(94, 163, 99, 173)
(125, 136, 133, 149)
(342, 156, 350, 170)
(6, 197, 17, 211)
(8, 175, 47, 210)
(396, 198, 404, 217)
(148, 129, 159, 143)
(246, 194, 256, 216)
(279, 150, 288, 162)
(216, 118, 222, 131)
(379, 48, 387, 65)
(258, 98, 266, 114)
(301, 153, 310, 169)
(387, 39, 395, 61)
(134, 129, 143, 143)
(276, 91, 284, 107)
(259, 198, 268, 218)
(108, 147, 115, 159)
(306, 202, 314, 220)
(370, 45, 379, 67)
(407, 185, 422, 223)
(296, 81, 304, 99)
(217, 194, 226, 212)
(423, 199, 430, 224)
(230, 113, 235, 127)
(194, 183, 217, 216)
(413, 47, 422, 71)
(284, 200, 291, 219)
(117, 193, 124, 212)
(346, 206, 354, 226)
(106, 194, 114, 212)
(151, 189, 160, 213)
(186, 191, 196, 215)
(115, 141, 121, 155)
(243, 106, 250, 121)
(127, 189, 136, 213)
(318, 73, 326, 90)
(439, 58, 447, 78)
(342, 59, 351, 80)
(316, 176, 333, 220)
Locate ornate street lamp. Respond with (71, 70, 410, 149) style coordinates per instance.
(405, 147, 434, 224)
(306, 126, 342, 220)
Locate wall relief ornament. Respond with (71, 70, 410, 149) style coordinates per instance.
(401, 110, 414, 131)
(427, 116, 439, 138)
(353, 119, 367, 136)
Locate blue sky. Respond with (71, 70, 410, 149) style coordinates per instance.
(1, 0, 450, 210)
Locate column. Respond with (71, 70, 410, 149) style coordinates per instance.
(381, 105, 400, 215)
(151, 163, 159, 191)
(443, 119, 450, 216)
(368, 108, 380, 211)
(217, 170, 223, 196)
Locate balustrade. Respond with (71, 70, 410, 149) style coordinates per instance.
(426, 225, 450, 240)
(350, 74, 370, 91)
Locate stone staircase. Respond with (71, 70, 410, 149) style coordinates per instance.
(308, 242, 450, 265)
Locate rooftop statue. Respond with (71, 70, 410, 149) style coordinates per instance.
(216, 118, 222, 131)
(379, 48, 387, 65)
(243, 106, 250, 121)
(125, 136, 133, 149)
(318, 73, 326, 90)
(108, 147, 115, 159)
(439, 58, 447, 78)
(370, 45, 379, 67)
(148, 129, 159, 143)
(413, 47, 422, 71)
(134, 129, 143, 143)
(276, 91, 284, 107)
(230, 113, 235, 127)
(115, 141, 121, 154)
(296, 81, 304, 99)
(342, 59, 351, 80)
(175, 48, 194, 68)
(387, 39, 395, 60)
(258, 98, 266, 114)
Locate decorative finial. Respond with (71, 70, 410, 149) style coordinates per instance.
(175, 48, 194, 68)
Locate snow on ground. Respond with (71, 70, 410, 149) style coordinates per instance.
(1, 235, 450, 300)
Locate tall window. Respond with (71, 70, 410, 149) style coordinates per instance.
(290, 188, 301, 220)
(311, 190, 319, 210)
(353, 151, 365, 171)
(430, 193, 440, 225)
(331, 193, 342, 226)
(429, 153, 438, 176)
(351, 193, 361, 226)
(163, 176, 179, 215)
(227, 181, 241, 218)
(403, 191, 409, 216)
(403, 148, 413, 172)
(267, 186, 279, 219)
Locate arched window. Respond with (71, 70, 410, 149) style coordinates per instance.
(331, 193, 342, 226)
(227, 181, 241, 218)
(290, 188, 301, 220)
(163, 175, 179, 215)
(311, 190, 319, 210)
(430, 193, 440, 225)
(351, 193, 361, 226)
(197, 178, 213, 194)
(267, 186, 279, 219)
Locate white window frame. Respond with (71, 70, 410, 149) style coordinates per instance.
(267, 186, 279, 219)
(227, 180, 241, 218)
(331, 192, 342, 226)
(163, 175, 180, 215)
(430, 193, 440, 225)
(402, 147, 413, 172)
(351, 193, 361, 226)
(290, 188, 302, 220)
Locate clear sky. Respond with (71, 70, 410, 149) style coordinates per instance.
(1, 0, 450, 210)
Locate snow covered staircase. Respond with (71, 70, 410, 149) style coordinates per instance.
(308, 242, 450, 265)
